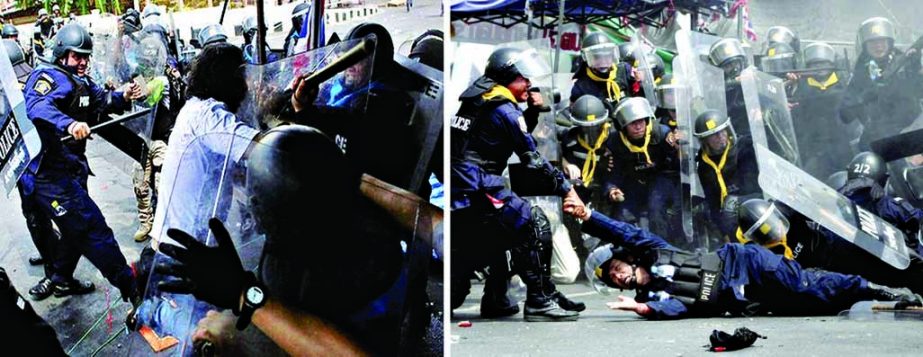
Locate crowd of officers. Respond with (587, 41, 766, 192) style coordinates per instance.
(451, 15, 923, 321)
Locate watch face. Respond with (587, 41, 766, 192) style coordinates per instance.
(247, 286, 265, 304)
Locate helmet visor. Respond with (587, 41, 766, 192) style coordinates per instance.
(583, 43, 616, 72)
(511, 48, 552, 80)
(743, 202, 791, 243)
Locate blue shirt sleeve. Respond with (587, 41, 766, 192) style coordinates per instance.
(644, 298, 689, 319)
(25, 72, 76, 135)
(87, 79, 130, 114)
(582, 210, 676, 251)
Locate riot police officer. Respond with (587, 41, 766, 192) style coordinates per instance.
(21, 23, 142, 301)
(628, 52, 665, 99)
(760, 42, 798, 77)
(241, 15, 277, 64)
(737, 198, 923, 295)
(839, 152, 923, 254)
(560, 95, 615, 198)
(839, 17, 923, 150)
(2, 24, 18, 42)
(564, 197, 921, 320)
(789, 42, 852, 179)
(571, 32, 631, 106)
(693, 110, 760, 238)
(32, 8, 55, 60)
(765, 26, 800, 59)
(451, 46, 583, 321)
(605, 97, 681, 241)
(197, 23, 228, 48)
(707, 38, 750, 137)
(654, 73, 679, 130)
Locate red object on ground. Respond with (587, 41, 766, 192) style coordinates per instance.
(458, 321, 472, 328)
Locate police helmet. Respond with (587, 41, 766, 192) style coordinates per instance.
(581, 32, 618, 72)
(656, 73, 681, 110)
(737, 199, 790, 245)
(762, 42, 797, 73)
(803, 42, 836, 68)
(242, 15, 258, 37)
(51, 23, 93, 61)
(847, 151, 888, 183)
(52, 4, 60, 12)
(858, 17, 895, 46)
(613, 97, 654, 129)
(3, 40, 25, 66)
(569, 95, 609, 127)
(141, 4, 162, 19)
(345, 23, 395, 73)
(197, 24, 228, 47)
(766, 26, 799, 53)
(826, 170, 848, 191)
(409, 29, 443, 70)
(246, 125, 396, 316)
(642, 52, 665, 79)
(38, 8, 48, 17)
(708, 38, 746, 68)
(121, 10, 141, 32)
(693, 109, 731, 138)
(584, 244, 624, 294)
(484, 46, 551, 85)
(617, 41, 651, 63)
(2, 24, 18, 39)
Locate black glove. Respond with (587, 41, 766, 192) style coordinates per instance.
(157, 218, 249, 313)
(708, 327, 765, 352)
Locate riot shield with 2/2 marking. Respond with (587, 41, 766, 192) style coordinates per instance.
(740, 67, 801, 166)
(755, 144, 911, 270)
(0, 40, 40, 196)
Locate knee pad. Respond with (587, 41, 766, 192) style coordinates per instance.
(530, 205, 553, 246)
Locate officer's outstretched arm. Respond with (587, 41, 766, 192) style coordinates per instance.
(580, 210, 675, 251)
(250, 297, 368, 356)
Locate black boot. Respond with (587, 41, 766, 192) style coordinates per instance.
(28, 278, 54, 301)
(553, 291, 586, 312)
(52, 279, 95, 297)
(28, 255, 44, 266)
(865, 282, 923, 307)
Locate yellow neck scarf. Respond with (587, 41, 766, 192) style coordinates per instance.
(481, 85, 517, 102)
(618, 121, 653, 165)
(586, 66, 623, 102)
(701, 140, 732, 206)
(806, 72, 839, 91)
(577, 122, 611, 185)
(736, 227, 794, 260)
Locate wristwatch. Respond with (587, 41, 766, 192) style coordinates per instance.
(236, 273, 267, 331)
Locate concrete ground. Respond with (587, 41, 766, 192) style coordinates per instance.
(450, 281, 923, 356)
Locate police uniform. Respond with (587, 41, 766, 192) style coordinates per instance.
(696, 135, 761, 236)
(560, 124, 617, 202)
(606, 122, 681, 238)
(790, 69, 851, 179)
(22, 62, 136, 297)
(451, 77, 577, 318)
(840, 178, 923, 256)
(583, 211, 908, 319)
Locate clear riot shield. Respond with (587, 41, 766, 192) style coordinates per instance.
(236, 39, 368, 130)
(740, 67, 801, 166)
(0, 41, 40, 195)
(631, 34, 659, 108)
(672, 30, 728, 250)
(87, 31, 166, 176)
(755, 144, 911, 270)
(131, 131, 437, 355)
(127, 132, 268, 356)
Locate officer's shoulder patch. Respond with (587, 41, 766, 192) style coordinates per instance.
(32, 73, 56, 96)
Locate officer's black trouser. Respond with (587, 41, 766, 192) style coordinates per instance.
(451, 204, 558, 310)
(32, 173, 134, 295)
(17, 183, 59, 279)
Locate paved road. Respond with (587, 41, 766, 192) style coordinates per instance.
(451, 282, 923, 356)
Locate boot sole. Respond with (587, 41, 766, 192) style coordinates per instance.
(524, 314, 579, 322)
